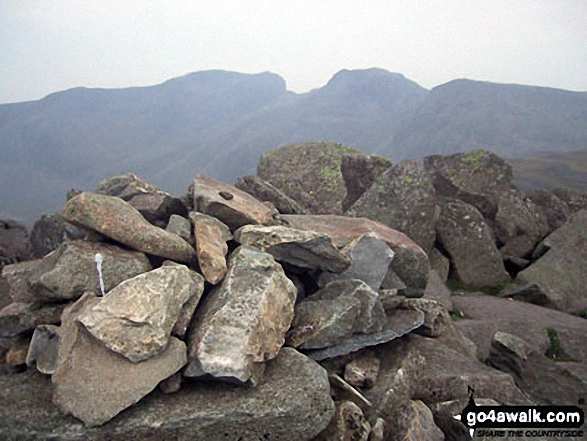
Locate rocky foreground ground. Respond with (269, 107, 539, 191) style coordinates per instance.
(0, 143, 586, 440)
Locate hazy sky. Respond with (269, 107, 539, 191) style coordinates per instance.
(1, 0, 586, 104)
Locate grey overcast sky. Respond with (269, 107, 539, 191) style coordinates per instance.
(1, 0, 586, 104)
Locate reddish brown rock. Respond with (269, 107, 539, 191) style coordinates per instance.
(190, 212, 232, 284)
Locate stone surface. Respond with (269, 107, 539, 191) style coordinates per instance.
(158, 372, 182, 394)
(185, 246, 297, 385)
(370, 418, 385, 441)
(2, 259, 41, 303)
(429, 398, 500, 441)
(516, 210, 587, 313)
(436, 198, 510, 289)
(452, 293, 587, 362)
(0, 347, 334, 441)
(165, 214, 193, 245)
(318, 233, 394, 290)
(26, 324, 60, 374)
(127, 192, 188, 228)
(423, 270, 453, 311)
(281, 214, 429, 298)
(287, 297, 360, 349)
(403, 299, 451, 338)
(387, 400, 445, 441)
(235, 224, 350, 272)
(30, 240, 151, 301)
(344, 353, 380, 389)
(0, 301, 69, 337)
(94, 173, 167, 201)
(79, 265, 198, 362)
(235, 174, 306, 214)
(303, 308, 424, 361)
(309, 279, 387, 334)
(62, 192, 196, 262)
(315, 400, 371, 441)
(411, 335, 531, 405)
(190, 212, 232, 284)
(488, 331, 586, 405)
(30, 213, 68, 259)
(552, 188, 587, 214)
(424, 149, 516, 219)
(348, 161, 438, 253)
(428, 248, 450, 283)
(528, 188, 571, 231)
(192, 175, 273, 230)
(0, 219, 30, 268)
(258, 141, 365, 215)
(6, 335, 30, 366)
(340, 152, 392, 211)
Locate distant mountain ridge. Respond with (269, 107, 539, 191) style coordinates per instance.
(1, 68, 586, 224)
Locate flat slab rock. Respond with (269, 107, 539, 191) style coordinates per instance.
(0, 348, 334, 441)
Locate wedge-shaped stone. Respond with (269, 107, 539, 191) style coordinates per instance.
(26, 324, 60, 374)
(318, 233, 394, 289)
(192, 175, 273, 230)
(61, 192, 195, 263)
(79, 265, 199, 362)
(0, 301, 69, 338)
(30, 240, 151, 301)
(190, 212, 232, 284)
(185, 246, 297, 385)
(235, 225, 350, 272)
(309, 279, 387, 334)
(235, 175, 305, 214)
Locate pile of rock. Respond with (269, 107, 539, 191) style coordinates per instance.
(1, 145, 586, 440)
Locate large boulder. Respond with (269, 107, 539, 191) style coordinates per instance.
(30, 240, 152, 301)
(62, 192, 196, 263)
(78, 265, 202, 362)
(192, 175, 274, 230)
(0, 348, 334, 441)
(29, 213, 68, 259)
(436, 198, 510, 289)
(340, 152, 392, 211)
(258, 142, 365, 215)
(424, 150, 516, 218)
(235, 175, 305, 214)
(0, 219, 30, 268)
(281, 215, 429, 298)
(515, 210, 587, 313)
(348, 161, 438, 253)
(185, 246, 297, 385)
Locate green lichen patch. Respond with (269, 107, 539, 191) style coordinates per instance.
(544, 327, 577, 362)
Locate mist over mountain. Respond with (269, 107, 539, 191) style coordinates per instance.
(1, 68, 586, 225)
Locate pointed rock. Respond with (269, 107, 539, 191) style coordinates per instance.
(127, 193, 188, 228)
(192, 175, 273, 230)
(234, 224, 350, 272)
(62, 192, 195, 263)
(341, 152, 392, 212)
(281, 215, 429, 298)
(185, 246, 297, 385)
(26, 324, 60, 374)
(165, 214, 193, 245)
(30, 240, 151, 301)
(318, 233, 394, 290)
(79, 265, 199, 362)
(190, 212, 232, 284)
(30, 213, 67, 259)
(235, 175, 305, 214)
(314, 400, 371, 441)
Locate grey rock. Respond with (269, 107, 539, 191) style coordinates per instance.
(454, 319, 498, 360)
(528, 188, 570, 231)
(348, 161, 438, 253)
(79, 265, 198, 362)
(30, 240, 152, 301)
(378, 290, 406, 312)
(26, 324, 60, 374)
(387, 400, 445, 441)
(309, 279, 387, 334)
(185, 246, 297, 385)
(0, 301, 69, 338)
(2, 259, 41, 303)
(344, 353, 380, 389)
(190, 212, 232, 284)
(488, 332, 586, 405)
(304, 309, 424, 361)
(127, 192, 188, 228)
(165, 214, 193, 245)
(5, 334, 30, 366)
(428, 248, 450, 283)
(30, 213, 67, 259)
(0, 219, 30, 268)
(235, 224, 350, 272)
(314, 400, 371, 441)
(287, 297, 361, 349)
(516, 210, 587, 313)
(552, 188, 587, 214)
(429, 398, 500, 441)
(370, 418, 386, 441)
(436, 198, 510, 289)
(0, 347, 334, 441)
(62, 192, 196, 263)
(258, 141, 365, 215)
(192, 175, 273, 230)
(341, 152, 392, 211)
(94, 173, 167, 201)
(403, 299, 451, 338)
(158, 372, 182, 394)
(281, 214, 429, 298)
(380, 268, 407, 292)
(318, 233, 394, 290)
(235, 174, 305, 214)
(423, 270, 453, 311)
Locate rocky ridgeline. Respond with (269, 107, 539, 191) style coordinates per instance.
(0, 143, 586, 440)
